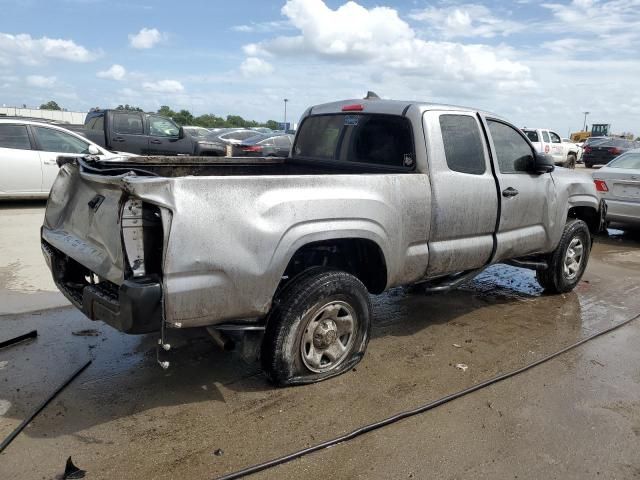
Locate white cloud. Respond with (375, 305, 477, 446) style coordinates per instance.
(232, 20, 291, 33)
(240, 57, 274, 77)
(142, 79, 184, 93)
(97, 64, 126, 80)
(26, 75, 56, 87)
(542, 0, 640, 52)
(409, 4, 523, 39)
(242, 0, 531, 88)
(0, 32, 99, 66)
(128, 28, 164, 49)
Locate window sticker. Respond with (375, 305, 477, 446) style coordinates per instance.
(344, 115, 360, 126)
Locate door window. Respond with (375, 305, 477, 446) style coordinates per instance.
(487, 120, 534, 174)
(32, 126, 90, 154)
(0, 125, 32, 150)
(114, 113, 144, 135)
(542, 131, 550, 143)
(149, 116, 180, 137)
(523, 130, 538, 142)
(439, 115, 486, 175)
(549, 131, 561, 143)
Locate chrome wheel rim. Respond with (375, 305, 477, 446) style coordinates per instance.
(300, 301, 357, 373)
(563, 237, 584, 280)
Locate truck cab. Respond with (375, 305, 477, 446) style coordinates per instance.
(522, 128, 578, 168)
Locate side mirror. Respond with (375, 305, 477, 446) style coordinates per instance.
(87, 144, 100, 155)
(178, 126, 185, 139)
(534, 152, 554, 174)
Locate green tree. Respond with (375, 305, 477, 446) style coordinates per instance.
(116, 104, 143, 112)
(265, 120, 280, 130)
(173, 109, 194, 125)
(40, 100, 61, 111)
(157, 105, 176, 118)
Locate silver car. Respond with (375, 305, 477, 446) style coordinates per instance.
(593, 148, 640, 227)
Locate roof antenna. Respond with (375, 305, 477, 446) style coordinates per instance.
(364, 91, 380, 100)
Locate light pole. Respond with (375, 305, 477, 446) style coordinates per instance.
(583, 111, 590, 131)
(283, 98, 289, 131)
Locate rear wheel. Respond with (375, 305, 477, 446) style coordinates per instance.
(536, 219, 590, 293)
(261, 269, 371, 386)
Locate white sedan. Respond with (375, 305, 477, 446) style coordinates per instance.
(0, 119, 126, 199)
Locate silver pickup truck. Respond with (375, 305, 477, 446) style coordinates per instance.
(42, 98, 605, 386)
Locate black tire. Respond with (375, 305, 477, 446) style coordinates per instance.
(536, 219, 591, 293)
(566, 153, 576, 169)
(585, 162, 593, 168)
(261, 269, 372, 386)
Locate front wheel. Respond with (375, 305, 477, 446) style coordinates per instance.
(261, 270, 372, 386)
(536, 219, 591, 293)
(566, 153, 576, 169)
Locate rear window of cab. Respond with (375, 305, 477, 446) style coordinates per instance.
(293, 114, 415, 170)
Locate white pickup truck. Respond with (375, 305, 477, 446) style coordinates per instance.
(42, 98, 605, 386)
(522, 128, 579, 168)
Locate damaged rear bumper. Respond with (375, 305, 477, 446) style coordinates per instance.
(42, 241, 162, 334)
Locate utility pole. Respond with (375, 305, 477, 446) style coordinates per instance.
(583, 111, 590, 131)
(283, 98, 289, 131)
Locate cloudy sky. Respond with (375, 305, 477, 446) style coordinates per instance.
(1, 0, 638, 135)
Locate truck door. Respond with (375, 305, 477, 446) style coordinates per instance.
(483, 118, 555, 261)
(147, 115, 192, 155)
(423, 111, 498, 276)
(110, 112, 148, 154)
(548, 131, 564, 164)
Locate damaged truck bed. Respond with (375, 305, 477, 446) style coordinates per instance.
(42, 98, 604, 385)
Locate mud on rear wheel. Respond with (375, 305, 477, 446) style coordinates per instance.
(261, 269, 372, 387)
(536, 219, 591, 294)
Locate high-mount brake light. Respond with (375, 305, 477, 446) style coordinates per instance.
(342, 104, 364, 112)
(594, 179, 608, 192)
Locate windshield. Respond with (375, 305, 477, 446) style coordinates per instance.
(585, 137, 609, 146)
(293, 113, 415, 169)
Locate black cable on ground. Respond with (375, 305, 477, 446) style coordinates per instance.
(215, 313, 640, 480)
(0, 330, 38, 350)
(0, 359, 92, 454)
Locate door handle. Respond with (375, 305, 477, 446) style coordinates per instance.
(112, 137, 125, 142)
(150, 139, 162, 144)
(502, 187, 519, 197)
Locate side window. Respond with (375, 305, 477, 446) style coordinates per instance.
(523, 130, 539, 142)
(487, 120, 534, 174)
(92, 115, 104, 132)
(549, 131, 561, 143)
(149, 116, 179, 137)
(542, 130, 550, 143)
(0, 125, 32, 150)
(33, 126, 89, 154)
(114, 113, 144, 135)
(439, 114, 486, 175)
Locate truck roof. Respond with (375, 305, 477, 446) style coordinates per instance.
(309, 98, 502, 119)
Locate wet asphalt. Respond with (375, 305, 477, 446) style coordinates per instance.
(1, 228, 639, 479)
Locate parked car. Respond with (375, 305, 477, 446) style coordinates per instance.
(182, 126, 212, 139)
(210, 128, 262, 145)
(583, 137, 640, 168)
(592, 148, 640, 228)
(42, 98, 604, 386)
(81, 109, 225, 156)
(522, 128, 579, 168)
(0, 119, 127, 199)
(233, 134, 294, 157)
